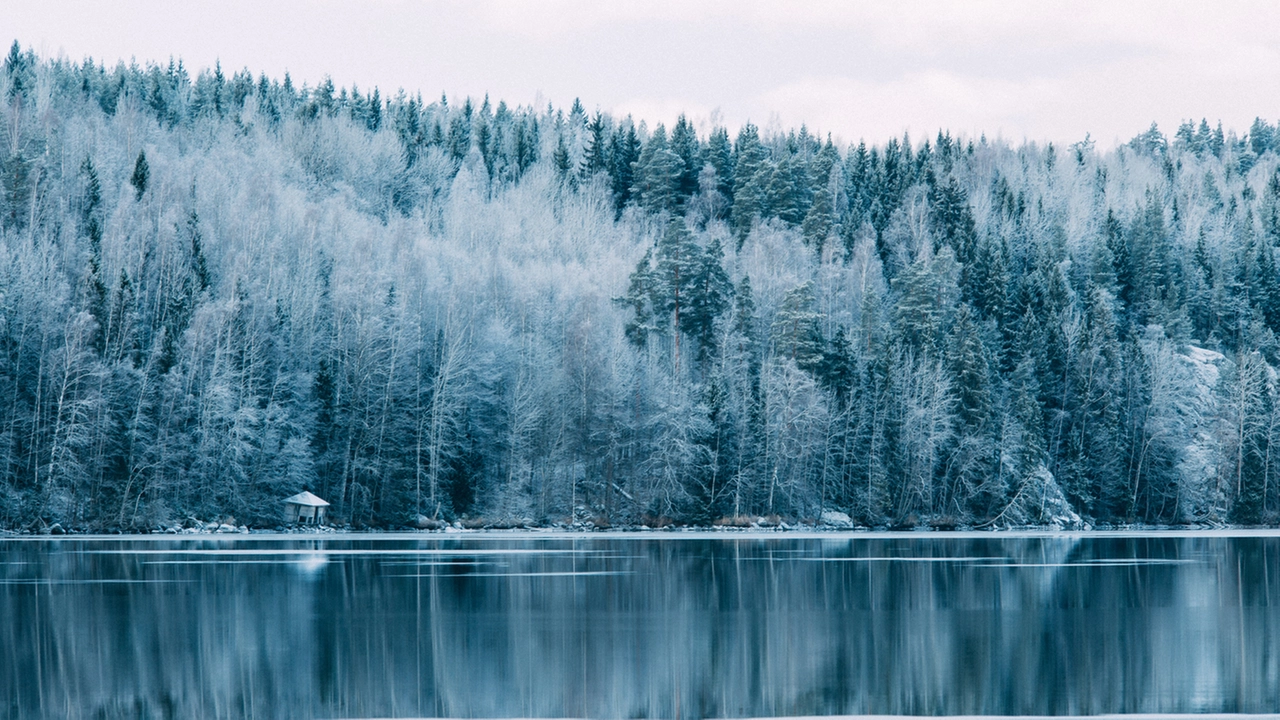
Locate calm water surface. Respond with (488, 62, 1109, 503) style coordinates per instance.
(1, 531, 1277, 719)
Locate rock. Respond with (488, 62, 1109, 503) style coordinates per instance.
(238, 525, 249, 534)
(819, 510, 854, 529)
(414, 515, 446, 530)
(217, 523, 236, 533)
(48, 523, 65, 535)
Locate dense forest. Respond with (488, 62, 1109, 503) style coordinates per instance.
(3, 42, 1280, 530)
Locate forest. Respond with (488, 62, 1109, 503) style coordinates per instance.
(3, 41, 1280, 530)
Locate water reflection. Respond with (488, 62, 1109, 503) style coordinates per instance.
(0, 533, 1276, 718)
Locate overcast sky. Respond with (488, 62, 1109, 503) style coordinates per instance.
(7, 1, 1280, 146)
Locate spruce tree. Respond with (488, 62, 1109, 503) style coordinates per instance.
(631, 125, 684, 215)
(130, 150, 150, 201)
(81, 158, 108, 354)
(801, 180, 834, 248)
(730, 124, 769, 240)
(669, 115, 701, 204)
(619, 250, 656, 349)
(683, 238, 732, 363)
(771, 281, 825, 374)
(704, 127, 735, 202)
(610, 121, 641, 211)
(579, 112, 609, 181)
(763, 153, 803, 225)
(946, 304, 992, 430)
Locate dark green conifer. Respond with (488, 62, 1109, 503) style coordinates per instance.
(131, 150, 150, 201)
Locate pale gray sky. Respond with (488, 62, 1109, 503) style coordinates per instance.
(7, 1, 1280, 146)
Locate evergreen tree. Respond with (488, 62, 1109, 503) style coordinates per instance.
(131, 150, 150, 201)
(579, 112, 609, 180)
(553, 134, 573, 185)
(631, 125, 684, 215)
(928, 175, 977, 264)
(650, 219, 702, 357)
(892, 249, 960, 353)
(669, 114, 701, 204)
(704, 127, 735, 203)
(946, 304, 992, 430)
(620, 250, 656, 349)
(771, 281, 825, 374)
(610, 121, 641, 211)
(1059, 287, 1124, 517)
(1250, 117, 1275, 156)
(1, 151, 32, 231)
(4, 41, 34, 101)
(683, 238, 732, 364)
(801, 176, 835, 248)
(730, 124, 769, 240)
(80, 158, 108, 354)
(763, 152, 803, 225)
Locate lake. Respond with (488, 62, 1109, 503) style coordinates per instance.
(1, 531, 1277, 719)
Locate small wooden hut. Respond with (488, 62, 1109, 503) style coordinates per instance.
(282, 491, 330, 525)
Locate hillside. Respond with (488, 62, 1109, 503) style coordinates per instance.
(2, 42, 1279, 530)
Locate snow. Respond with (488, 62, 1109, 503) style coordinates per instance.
(818, 510, 854, 528)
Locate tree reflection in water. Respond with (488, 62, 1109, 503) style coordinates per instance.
(0, 532, 1276, 719)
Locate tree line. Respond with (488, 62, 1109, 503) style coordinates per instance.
(3, 41, 1280, 529)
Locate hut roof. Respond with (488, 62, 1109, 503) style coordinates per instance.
(282, 491, 330, 507)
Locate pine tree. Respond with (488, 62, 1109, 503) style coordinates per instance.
(723, 275, 766, 518)
(669, 114, 701, 204)
(946, 304, 992, 430)
(801, 178, 834, 248)
(771, 281, 825, 374)
(730, 124, 769, 240)
(553, 134, 573, 185)
(704, 127, 735, 203)
(131, 150, 150, 201)
(186, 209, 212, 295)
(1059, 287, 1124, 518)
(892, 249, 959, 353)
(445, 99, 473, 162)
(928, 175, 977, 264)
(1250, 117, 1275, 156)
(1105, 210, 1135, 322)
(1003, 353, 1049, 520)
(4, 41, 33, 101)
(579, 112, 609, 181)
(80, 158, 108, 354)
(1, 152, 32, 231)
(619, 250, 656, 349)
(682, 238, 732, 363)
(610, 121, 641, 211)
(764, 152, 803, 225)
(651, 219, 701, 361)
(631, 125, 684, 215)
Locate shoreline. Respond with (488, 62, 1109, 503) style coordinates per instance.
(5, 525, 1280, 540)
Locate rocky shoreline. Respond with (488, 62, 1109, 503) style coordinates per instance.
(1, 512, 1264, 537)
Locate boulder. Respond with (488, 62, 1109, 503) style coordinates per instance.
(819, 510, 854, 529)
(414, 514, 446, 530)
